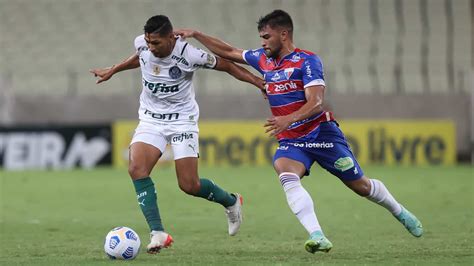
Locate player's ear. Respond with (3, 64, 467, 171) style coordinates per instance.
(280, 30, 289, 41)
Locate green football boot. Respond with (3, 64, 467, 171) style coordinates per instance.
(394, 206, 423, 237)
(304, 230, 333, 254)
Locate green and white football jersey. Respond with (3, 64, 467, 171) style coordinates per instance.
(134, 35, 217, 124)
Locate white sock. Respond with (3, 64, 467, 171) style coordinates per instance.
(279, 172, 321, 234)
(367, 179, 402, 216)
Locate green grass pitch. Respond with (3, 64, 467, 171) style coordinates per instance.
(1, 165, 473, 265)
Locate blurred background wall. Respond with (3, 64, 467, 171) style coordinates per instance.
(0, 0, 472, 161)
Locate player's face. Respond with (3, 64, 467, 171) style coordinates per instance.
(259, 25, 283, 59)
(144, 32, 174, 58)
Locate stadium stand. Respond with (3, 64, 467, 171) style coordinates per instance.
(0, 0, 470, 96)
(0, 0, 471, 161)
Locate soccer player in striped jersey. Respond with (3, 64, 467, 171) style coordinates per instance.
(175, 9, 423, 253)
(91, 15, 264, 254)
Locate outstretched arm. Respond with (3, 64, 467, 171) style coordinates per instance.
(175, 29, 246, 64)
(264, 85, 325, 136)
(214, 57, 265, 93)
(90, 53, 140, 84)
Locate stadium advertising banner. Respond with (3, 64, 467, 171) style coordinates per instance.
(112, 121, 277, 167)
(339, 120, 455, 165)
(113, 121, 139, 168)
(112, 120, 455, 167)
(0, 125, 112, 170)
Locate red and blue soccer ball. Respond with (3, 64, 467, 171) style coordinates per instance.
(104, 226, 141, 260)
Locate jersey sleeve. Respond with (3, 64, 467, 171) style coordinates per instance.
(242, 49, 265, 74)
(134, 34, 148, 56)
(185, 43, 217, 71)
(303, 55, 326, 88)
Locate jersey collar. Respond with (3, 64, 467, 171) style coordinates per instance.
(273, 48, 299, 66)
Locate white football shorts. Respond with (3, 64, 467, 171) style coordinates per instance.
(130, 121, 199, 160)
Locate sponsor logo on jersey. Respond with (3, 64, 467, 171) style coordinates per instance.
(169, 66, 182, 79)
(277, 145, 289, 151)
(305, 64, 313, 78)
(171, 55, 189, 66)
(252, 50, 260, 57)
(144, 109, 180, 120)
(271, 72, 281, 82)
(334, 157, 355, 172)
(304, 142, 334, 148)
(273, 81, 297, 92)
(290, 54, 301, 62)
(289, 142, 333, 148)
(143, 79, 179, 94)
(172, 133, 194, 143)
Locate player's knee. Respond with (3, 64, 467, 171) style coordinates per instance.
(353, 186, 370, 197)
(128, 163, 150, 180)
(178, 179, 201, 195)
(353, 182, 371, 197)
(346, 176, 371, 197)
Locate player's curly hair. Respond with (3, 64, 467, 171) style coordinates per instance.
(144, 15, 173, 36)
(257, 9, 293, 35)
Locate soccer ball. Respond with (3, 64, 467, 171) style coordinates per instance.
(104, 226, 141, 260)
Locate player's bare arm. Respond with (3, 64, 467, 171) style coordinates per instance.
(90, 54, 140, 84)
(214, 57, 266, 93)
(175, 29, 246, 64)
(264, 85, 325, 136)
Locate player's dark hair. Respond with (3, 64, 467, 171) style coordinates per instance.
(144, 15, 173, 36)
(257, 10, 293, 35)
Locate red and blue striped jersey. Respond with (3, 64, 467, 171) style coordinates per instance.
(243, 48, 333, 141)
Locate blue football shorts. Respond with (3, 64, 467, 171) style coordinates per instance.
(273, 121, 364, 181)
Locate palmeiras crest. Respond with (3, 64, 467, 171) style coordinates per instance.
(169, 66, 182, 79)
